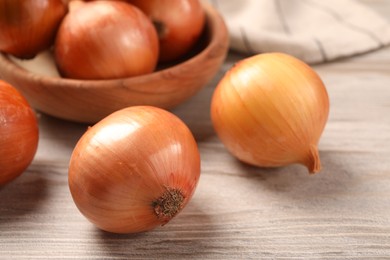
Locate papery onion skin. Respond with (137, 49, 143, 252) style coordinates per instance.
(0, 80, 39, 185)
(211, 53, 329, 174)
(54, 0, 159, 80)
(68, 106, 200, 233)
(127, 0, 205, 62)
(0, 0, 67, 59)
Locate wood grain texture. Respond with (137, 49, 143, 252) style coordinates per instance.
(1, 1, 390, 259)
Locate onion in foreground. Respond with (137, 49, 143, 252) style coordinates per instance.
(68, 106, 200, 233)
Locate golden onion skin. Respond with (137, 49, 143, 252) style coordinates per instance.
(211, 53, 329, 173)
(68, 106, 200, 233)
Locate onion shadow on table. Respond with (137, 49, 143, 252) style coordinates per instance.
(171, 77, 220, 143)
(230, 149, 355, 199)
(171, 51, 251, 143)
(92, 201, 217, 259)
(37, 112, 90, 151)
(171, 49, 232, 143)
(0, 167, 49, 225)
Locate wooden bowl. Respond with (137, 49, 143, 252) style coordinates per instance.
(0, 2, 229, 123)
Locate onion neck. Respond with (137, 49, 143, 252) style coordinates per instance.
(152, 20, 168, 39)
(303, 145, 321, 174)
(152, 187, 185, 225)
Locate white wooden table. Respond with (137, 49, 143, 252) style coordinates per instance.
(1, 1, 390, 259)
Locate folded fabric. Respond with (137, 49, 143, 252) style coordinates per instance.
(209, 0, 390, 63)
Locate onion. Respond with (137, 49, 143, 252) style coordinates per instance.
(211, 53, 329, 174)
(0, 0, 67, 59)
(54, 0, 159, 80)
(68, 106, 200, 233)
(0, 80, 39, 185)
(128, 0, 205, 62)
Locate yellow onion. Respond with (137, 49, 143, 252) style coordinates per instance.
(68, 106, 200, 233)
(55, 0, 159, 79)
(127, 0, 206, 62)
(0, 0, 67, 59)
(211, 53, 329, 174)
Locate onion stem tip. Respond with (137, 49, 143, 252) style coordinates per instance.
(305, 145, 321, 174)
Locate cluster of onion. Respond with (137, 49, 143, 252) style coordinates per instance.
(68, 52, 330, 234)
(0, 0, 330, 236)
(0, 0, 205, 80)
(0, 0, 205, 234)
